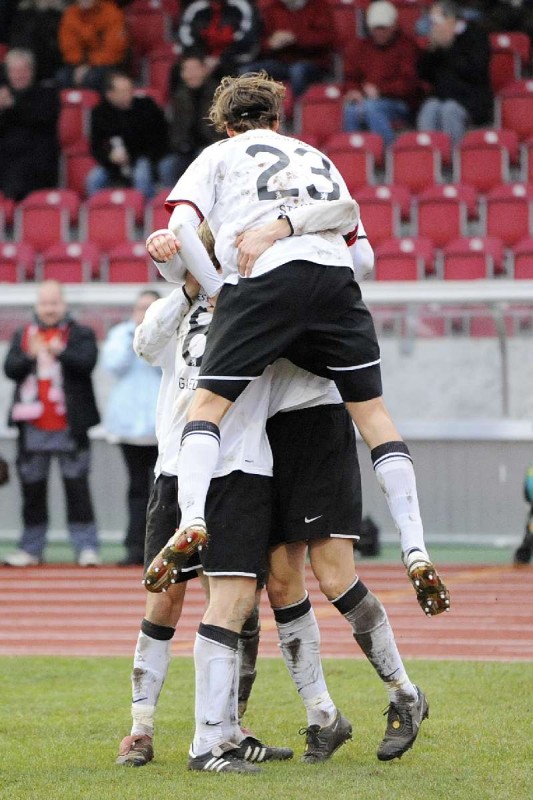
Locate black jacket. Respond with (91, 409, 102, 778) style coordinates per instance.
(90, 95, 168, 175)
(417, 22, 493, 124)
(168, 76, 223, 154)
(4, 319, 100, 441)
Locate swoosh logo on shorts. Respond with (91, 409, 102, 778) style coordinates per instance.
(304, 515, 322, 524)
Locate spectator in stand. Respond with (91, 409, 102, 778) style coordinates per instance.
(2, 280, 101, 568)
(241, 0, 336, 97)
(102, 290, 162, 567)
(417, 0, 492, 146)
(342, 1, 419, 147)
(0, 47, 59, 201)
(177, 0, 261, 79)
(8, 0, 67, 82)
(86, 71, 172, 199)
(164, 50, 225, 185)
(56, 0, 128, 92)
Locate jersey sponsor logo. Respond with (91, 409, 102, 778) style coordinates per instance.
(178, 376, 198, 390)
(304, 515, 322, 524)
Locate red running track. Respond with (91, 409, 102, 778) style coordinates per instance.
(1, 563, 532, 661)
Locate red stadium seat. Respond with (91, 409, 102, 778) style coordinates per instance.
(521, 136, 533, 184)
(387, 132, 452, 194)
(513, 237, 533, 279)
(442, 237, 505, 279)
(126, 7, 172, 59)
(0, 242, 36, 282)
(296, 83, 344, 147)
(324, 132, 384, 191)
(145, 42, 181, 105)
(490, 32, 531, 93)
(414, 184, 471, 248)
(61, 144, 98, 198)
(145, 189, 171, 236)
(375, 237, 435, 280)
(106, 242, 156, 282)
(328, 0, 358, 56)
(454, 129, 519, 194)
(58, 89, 100, 150)
(133, 86, 166, 107)
(39, 242, 101, 282)
(484, 183, 533, 247)
(81, 189, 144, 253)
(394, 0, 423, 37)
(14, 189, 81, 253)
(496, 80, 533, 141)
(0, 192, 15, 228)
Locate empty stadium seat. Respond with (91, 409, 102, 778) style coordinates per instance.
(375, 237, 435, 280)
(39, 242, 101, 282)
(441, 237, 505, 279)
(58, 89, 100, 150)
(484, 183, 533, 247)
(14, 189, 81, 253)
(145, 189, 171, 236)
(61, 144, 98, 198)
(496, 80, 533, 141)
(324, 132, 384, 191)
(489, 32, 531, 93)
(81, 189, 144, 253)
(106, 242, 155, 282)
(387, 132, 452, 194)
(522, 136, 533, 184)
(296, 83, 344, 147)
(0, 192, 15, 228)
(513, 237, 533, 279)
(414, 184, 471, 248)
(0, 242, 36, 282)
(454, 129, 519, 194)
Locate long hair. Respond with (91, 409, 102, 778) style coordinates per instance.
(209, 71, 285, 133)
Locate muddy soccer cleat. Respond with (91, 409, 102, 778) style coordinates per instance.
(116, 734, 154, 766)
(188, 741, 262, 774)
(406, 553, 450, 616)
(377, 687, 429, 761)
(300, 709, 352, 764)
(234, 735, 293, 762)
(143, 519, 208, 593)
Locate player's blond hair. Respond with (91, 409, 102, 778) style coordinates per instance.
(197, 220, 220, 270)
(209, 71, 285, 133)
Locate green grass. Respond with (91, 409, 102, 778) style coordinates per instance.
(1, 657, 531, 800)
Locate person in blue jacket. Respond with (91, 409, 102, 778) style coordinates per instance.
(102, 289, 161, 565)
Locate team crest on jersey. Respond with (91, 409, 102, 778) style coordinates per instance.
(182, 306, 211, 367)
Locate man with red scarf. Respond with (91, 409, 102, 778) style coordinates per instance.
(3, 280, 101, 567)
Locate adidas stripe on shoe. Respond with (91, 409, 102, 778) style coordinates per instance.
(234, 735, 293, 762)
(188, 741, 262, 774)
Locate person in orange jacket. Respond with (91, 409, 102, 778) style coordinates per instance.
(56, 0, 128, 92)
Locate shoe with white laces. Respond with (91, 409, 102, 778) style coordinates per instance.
(377, 686, 429, 761)
(77, 548, 101, 567)
(404, 550, 450, 616)
(188, 741, 262, 774)
(234, 735, 293, 762)
(2, 549, 41, 567)
(143, 519, 208, 593)
(116, 734, 154, 766)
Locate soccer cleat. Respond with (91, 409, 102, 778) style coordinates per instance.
(406, 555, 450, 616)
(116, 734, 154, 766)
(377, 686, 429, 761)
(143, 519, 208, 593)
(234, 735, 293, 762)
(300, 709, 352, 764)
(188, 741, 262, 773)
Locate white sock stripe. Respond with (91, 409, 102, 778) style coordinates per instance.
(181, 430, 220, 444)
(373, 452, 413, 469)
(327, 358, 381, 372)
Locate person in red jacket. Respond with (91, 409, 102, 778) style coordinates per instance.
(342, 0, 419, 146)
(56, 0, 128, 92)
(241, 0, 336, 97)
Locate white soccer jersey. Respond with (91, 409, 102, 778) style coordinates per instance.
(166, 128, 355, 283)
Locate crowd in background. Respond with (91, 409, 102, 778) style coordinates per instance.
(0, 0, 532, 202)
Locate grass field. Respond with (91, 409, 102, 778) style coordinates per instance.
(2, 656, 531, 800)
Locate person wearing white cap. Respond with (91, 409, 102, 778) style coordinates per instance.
(342, 0, 419, 146)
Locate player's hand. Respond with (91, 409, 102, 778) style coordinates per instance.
(146, 229, 181, 263)
(235, 218, 292, 277)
